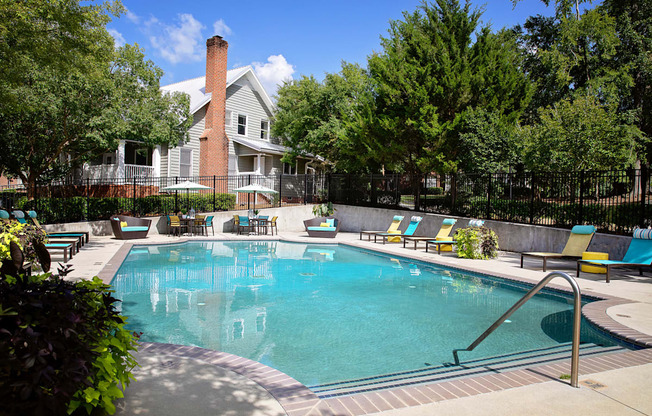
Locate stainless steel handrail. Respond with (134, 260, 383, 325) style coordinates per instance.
(452, 271, 582, 387)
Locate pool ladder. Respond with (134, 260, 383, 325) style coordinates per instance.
(452, 271, 582, 388)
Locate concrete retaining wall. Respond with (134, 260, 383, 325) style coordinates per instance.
(43, 203, 631, 260)
(333, 204, 631, 260)
(43, 205, 314, 236)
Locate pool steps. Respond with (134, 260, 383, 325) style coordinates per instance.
(310, 342, 626, 397)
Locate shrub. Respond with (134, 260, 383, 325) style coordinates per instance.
(427, 187, 443, 195)
(455, 226, 499, 259)
(0, 221, 47, 264)
(0, 273, 139, 416)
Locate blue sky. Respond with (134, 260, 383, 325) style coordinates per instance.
(107, 0, 558, 96)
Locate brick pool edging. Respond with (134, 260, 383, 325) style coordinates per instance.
(100, 237, 652, 415)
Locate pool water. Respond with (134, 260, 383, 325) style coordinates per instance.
(112, 241, 619, 386)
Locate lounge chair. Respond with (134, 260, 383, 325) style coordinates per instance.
(110, 215, 152, 240)
(577, 228, 652, 283)
(360, 215, 404, 241)
(0, 210, 10, 222)
(26, 211, 87, 246)
(374, 216, 423, 244)
(11, 210, 27, 224)
(304, 217, 340, 238)
(425, 219, 483, 254)
(520, 225, 596, 272)
(402, 218, 458, 250)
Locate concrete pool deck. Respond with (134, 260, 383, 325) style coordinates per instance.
(61, 231, 652, 416)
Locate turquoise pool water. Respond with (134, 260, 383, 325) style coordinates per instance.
(112, 241, 618, 386)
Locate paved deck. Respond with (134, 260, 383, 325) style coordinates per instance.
(61, 231, 652, 416)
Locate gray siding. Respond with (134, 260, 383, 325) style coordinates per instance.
(226, 79, 273, 143)
(168, 106, 204, 177)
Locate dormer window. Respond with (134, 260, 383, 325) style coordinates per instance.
(260, 119, 269, 140)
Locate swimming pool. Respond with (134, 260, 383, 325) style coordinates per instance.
(112, 241, 621, 387)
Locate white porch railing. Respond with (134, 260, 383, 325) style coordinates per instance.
(84, 164, 155, 181)
(125, 164, 155, 180)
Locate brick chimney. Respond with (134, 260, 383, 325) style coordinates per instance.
(200, 36, 229, 177)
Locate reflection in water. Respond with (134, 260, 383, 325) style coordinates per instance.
(112, 241, 619, 386)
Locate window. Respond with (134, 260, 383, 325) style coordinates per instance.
(260, 119, 269, 140)
(103, 153, 115, 165)
(283, 162, 296, 175)
(180, 148, 192, 177)
(225, 110, 232, 127)
(237, 114, 247, 135)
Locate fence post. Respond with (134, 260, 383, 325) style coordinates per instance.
(578, 170, 585, 224)
(369, 173, 375, 206)
(132, 176, 137, 216)
(486, 174, 492, 220)
(529, 172, 535, 224)
(279, 174, 283, 207)
(174, 176, 179, 213)
(248, 175, 251, 210)
(86, 178, 90, 221)
(304, 174, 308, 204)
(641, 165, 649, 227)
(423, 174, 428, 212)
(213, 175, 216, 212)
(327, 173, 331, 202)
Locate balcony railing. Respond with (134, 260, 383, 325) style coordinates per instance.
(84, 164, 155, 181)
(125, 164, 155, 180)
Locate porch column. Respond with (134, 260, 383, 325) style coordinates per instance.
(152, 145, 161, 177)
(117, 141, 126, 179)
(256, 154, 262, 175)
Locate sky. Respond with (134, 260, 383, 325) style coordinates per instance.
(107, 0, 559, 97)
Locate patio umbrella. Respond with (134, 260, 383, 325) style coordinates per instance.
(161, 180, 211, 212)
(233, 184, 278, 212)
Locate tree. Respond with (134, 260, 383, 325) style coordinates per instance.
(0, 0, 191, 193)
(272, 62, 375, 172)
(366, 0, 532, 179)
(521, 95, 641, 171)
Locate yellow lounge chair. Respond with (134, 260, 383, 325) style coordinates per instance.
(520, 225, 596, 272)
(359, 215, 404, 241)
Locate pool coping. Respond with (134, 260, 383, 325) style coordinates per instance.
(101, 236, 652, 416)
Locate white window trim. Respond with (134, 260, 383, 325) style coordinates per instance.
(260, 119, 270, 140)
(237, 113, 248, 136)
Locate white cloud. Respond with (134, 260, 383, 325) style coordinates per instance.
(107, 28, 126, 47)
(252, 55, 295, 96)
(147, 13, 205, 64)
(125, 9, 140, 24)
(213, 19, 232, 37)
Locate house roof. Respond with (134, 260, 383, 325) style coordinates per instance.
(160, 66, 274, 115)
(231, 136, 288, 156)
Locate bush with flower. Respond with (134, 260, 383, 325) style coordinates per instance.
(0, 220, 47, 264)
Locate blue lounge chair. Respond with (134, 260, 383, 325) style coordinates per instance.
(577, 228, 652, 283)
(374, 216, 423, 244)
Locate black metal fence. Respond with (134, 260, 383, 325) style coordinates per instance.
(1, 169, 649, 235)
(0, 174, 326, 225)
(328, 169, 651, 235)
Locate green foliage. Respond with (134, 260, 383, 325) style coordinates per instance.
(455, 226, 499, 259)
(312, 201, 335, 217)
(273, 63, 375, 172)
(0, 221, 47, 264)
(17, 193, 236, 223)
(0, 274, 139, 415)
(427, 187, 444, 195)
(521, 95, 641, 171)
(367, 0, 532, 176)
(0, 0, 191, 192)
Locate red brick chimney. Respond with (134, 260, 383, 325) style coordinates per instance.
(200, 36, 229, 177)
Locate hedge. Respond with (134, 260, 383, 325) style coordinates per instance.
(15, 193, 236, 224)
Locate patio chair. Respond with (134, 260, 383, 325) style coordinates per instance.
(257, 215, 269, 235)
(193, 214, 206, 235)
(238, 215, 253, 235)
(521, 225, 596, 272)
(169, 215, 186, 237)
(205, 215, 214, 236)
(0, 210, 10, 222)
(270, 216, 278, 235)
(360, 215, 404, 241)
(577, 228, 652, 283)
(403, 218, 458, 250)
(374, 216, 423, 244)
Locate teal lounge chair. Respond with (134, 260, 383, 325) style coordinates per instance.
(11, 210, 27, 224)
(577, 228, 652, 283)
(374, 216, 423, 244)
